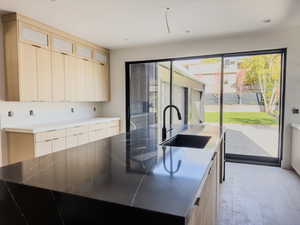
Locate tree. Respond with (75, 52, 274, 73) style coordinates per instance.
(239, 54, 281, 115)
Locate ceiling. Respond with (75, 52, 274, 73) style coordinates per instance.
(1, 0, 300, 49)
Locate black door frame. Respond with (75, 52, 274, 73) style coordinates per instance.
(125, 48, 287, 166)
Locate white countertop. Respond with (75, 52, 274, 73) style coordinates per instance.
(291, 123, 300, 130)
(4, 117, 120, 134)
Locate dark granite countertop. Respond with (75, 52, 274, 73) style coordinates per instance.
(0, 124, 222, 220)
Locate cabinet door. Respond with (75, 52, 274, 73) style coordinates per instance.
(53, 37, 73, 54)
(35, 140, 52, 157)
(19, 43, 38, 101)
(99, 64, 109, 101)
(94, 51, 107, 64)
(86, 61, 95, 101)
(77, 133, 89, 145)
(65, 55, 78, 101)
(76, 45, 92, 59)
(292, 128, 300, 175)
(77, 58, 87, 101)
(20, 25, 48, 47)
(36, 48, 52, 101)
(94, 63, 101, 101)
(66, 135, 78, 148)
(52, 137, 66, 152)
(52, 52, 65, 101)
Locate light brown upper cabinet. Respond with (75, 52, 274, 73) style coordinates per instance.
(19, 42, 52, 101)
(2, 13, 110, 102)
(65, 55, 79, 101)
(93, 50, 110, 101)
(52, 51, 66, 101)
(94, 50, 107, 65)
(52, 37, 73, 54)
(20, 24, 49, 48)
(76, 44, 92, 60)
(36, 47, 52, 101)
(19, 43, 38, 101)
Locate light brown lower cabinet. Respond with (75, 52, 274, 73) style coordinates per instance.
(188, 153, 218, 225)
(7, 120, 120, 164)
(292, 127, 300, 175)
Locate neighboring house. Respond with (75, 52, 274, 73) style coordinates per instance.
(180, 59, 264, 112)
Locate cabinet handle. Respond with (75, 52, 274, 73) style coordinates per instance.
(48, 129, 58, 132)
(61, 52, 68, 55)
(45, 139, 52, 142)
(211, 152, 216, 161)
(32, 44, 41, 48)
(52, 138, 59, 141)
(194, 197, 200, 206)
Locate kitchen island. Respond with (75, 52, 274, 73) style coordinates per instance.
(0, 124, 224, 225)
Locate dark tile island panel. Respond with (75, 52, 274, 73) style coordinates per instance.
(0, 180, 184, 225)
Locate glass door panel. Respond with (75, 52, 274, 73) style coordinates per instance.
(128, 62, 171, 131)
(172, 58, 222, 126)
(223, 53, 283, 160)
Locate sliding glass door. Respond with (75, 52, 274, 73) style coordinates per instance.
(126, 49, 286, 166)
(223, 52, 285, 165)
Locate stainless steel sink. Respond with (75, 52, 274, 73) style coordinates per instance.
(161, 134, 211, 149)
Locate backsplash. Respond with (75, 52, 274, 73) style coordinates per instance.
(0, 101, 102, 166)
(0, 102, 101, 128)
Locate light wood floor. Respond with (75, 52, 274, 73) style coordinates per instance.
(218, 163, 300, 225)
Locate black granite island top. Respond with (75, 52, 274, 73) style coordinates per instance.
(0, 124, 222, 225)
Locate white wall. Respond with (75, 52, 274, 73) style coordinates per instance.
(102, 26, 300, 169)
(0, 20, 102, 166)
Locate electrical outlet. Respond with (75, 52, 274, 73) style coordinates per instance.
(29, 110, 34, 116)
(93, 106, 96, 112)
(8, 111, 14, 117)
(292, 108, 299, 114)
(71, 107, 75, 113)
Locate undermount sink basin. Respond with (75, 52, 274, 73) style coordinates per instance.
(161, 134, 211, 149)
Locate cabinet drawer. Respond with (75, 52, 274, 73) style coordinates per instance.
(66, 135, 78, 148)
(109, 126, 120, 136)
(35, 140, 52, 157)
(66, 125, 89, 136)
(109, 120, 120, 127)
(52, 137, 66, 152)
(78, 133, 89, 145)
(90, 122, 106, 131)
(89, 129, 105, 142)
(35, 129, 66, 142)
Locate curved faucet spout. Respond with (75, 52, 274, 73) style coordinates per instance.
(162, 105, 182, 141)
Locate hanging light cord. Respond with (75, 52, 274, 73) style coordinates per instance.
(165, 8, 171, 34)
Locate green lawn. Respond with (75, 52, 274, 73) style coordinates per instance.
(205, 112, 277, 125)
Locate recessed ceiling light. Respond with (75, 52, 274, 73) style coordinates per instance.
(263, 19, 271, 23)
(50, 0, 56, 2)
(124, 38, 129, 41)
(185, 30, 191, 34)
